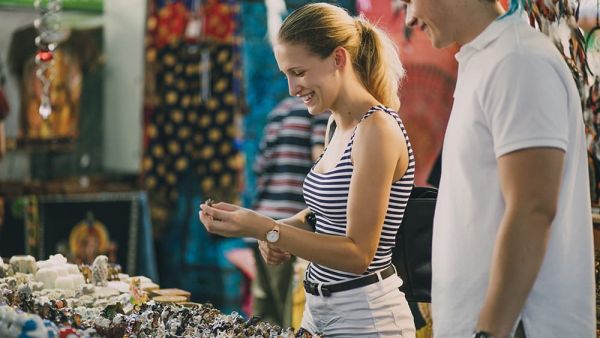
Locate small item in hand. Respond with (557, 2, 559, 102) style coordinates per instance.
(203, 198, 221, 222)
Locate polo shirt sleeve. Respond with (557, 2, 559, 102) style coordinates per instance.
(480, 52, 569, 158)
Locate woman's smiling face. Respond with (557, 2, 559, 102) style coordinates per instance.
(274, 42, 340, 115)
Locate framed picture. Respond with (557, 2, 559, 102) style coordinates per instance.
(24, 192, 140, 274)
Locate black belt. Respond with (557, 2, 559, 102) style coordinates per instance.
(303, 265, 396, 297)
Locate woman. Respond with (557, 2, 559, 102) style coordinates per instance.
(200, 3, 416, 336)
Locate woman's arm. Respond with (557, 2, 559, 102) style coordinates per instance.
(277, 208, 313, 231)
(201, 112, 406, 274)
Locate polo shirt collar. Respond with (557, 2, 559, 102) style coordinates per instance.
(455, 12, 525, 63)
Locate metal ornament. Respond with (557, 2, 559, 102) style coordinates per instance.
(33, 0, 64, 120)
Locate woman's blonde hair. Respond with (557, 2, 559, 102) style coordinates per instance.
(278, 3, 404, 111)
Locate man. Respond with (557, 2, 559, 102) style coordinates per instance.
(251, 97, 328, 327)
(403, 1, 596, 337)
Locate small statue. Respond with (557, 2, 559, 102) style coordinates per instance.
(91, 255, 108, 287)
(107, 263, 121, 281)
(78, 265, 92, 284)
(129, 277, 148, 306)
(9, 255, 37, 274)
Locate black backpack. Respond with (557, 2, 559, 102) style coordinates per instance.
(393, 186, 437, 303)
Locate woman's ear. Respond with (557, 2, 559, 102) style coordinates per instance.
(333, 47, 347, 69)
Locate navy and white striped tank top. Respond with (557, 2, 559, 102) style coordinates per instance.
(303, 105, 415, 283)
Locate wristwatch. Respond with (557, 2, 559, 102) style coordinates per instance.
(265, 223, 280, 243)
(472, 331, 495, 338)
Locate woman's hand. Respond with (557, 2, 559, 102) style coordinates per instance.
(199, 202, 272, 239)
(258, 240, 291, 265)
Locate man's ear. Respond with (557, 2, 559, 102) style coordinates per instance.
(333, 47, 347, 69)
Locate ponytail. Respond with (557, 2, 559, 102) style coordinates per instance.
(353, 17, 404, 111)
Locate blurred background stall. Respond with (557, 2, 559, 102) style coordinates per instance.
(0, 0, 597, 336)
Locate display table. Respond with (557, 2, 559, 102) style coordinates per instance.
(1, 191, 158, 282)
(0, 254, 306, 337)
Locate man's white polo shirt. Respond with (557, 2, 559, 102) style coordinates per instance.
(431, 13, 595, 338)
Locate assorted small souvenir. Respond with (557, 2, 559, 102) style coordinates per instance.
(0, 254, 322, 338)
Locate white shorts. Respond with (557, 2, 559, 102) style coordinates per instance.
(300, 272, 416, 337)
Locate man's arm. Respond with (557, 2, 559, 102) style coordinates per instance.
(475, 147, 564, 337)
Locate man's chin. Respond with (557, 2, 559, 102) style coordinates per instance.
(431, 36, 454, 49)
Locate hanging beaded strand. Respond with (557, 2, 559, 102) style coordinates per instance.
(33, 0, 63, 120)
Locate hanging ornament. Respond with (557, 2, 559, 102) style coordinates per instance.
(512, 0, 590, 85)
(33, 0, 66, 120)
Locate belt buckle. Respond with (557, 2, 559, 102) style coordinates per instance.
(304, 280, 332, 297)
(320, 286, 331, 297)
(304, 280, 317, 295)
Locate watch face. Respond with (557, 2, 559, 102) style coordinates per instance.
(266, 230, 279, 243)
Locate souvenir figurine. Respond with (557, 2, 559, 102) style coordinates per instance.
(107, 263, 121, 281)
(9, 255, 37, 274)
(91, 255, 108, 287)
(129, 277, 148, 306)
(78, 265, 92, 284)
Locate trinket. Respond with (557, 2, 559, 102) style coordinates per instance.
(91, 255, 108, 287)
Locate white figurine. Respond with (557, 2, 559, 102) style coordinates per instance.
(9, 255, 37, 274)
(92, 255, 109, 287)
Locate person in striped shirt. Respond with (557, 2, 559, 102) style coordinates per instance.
(201, 3, 416, 336)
